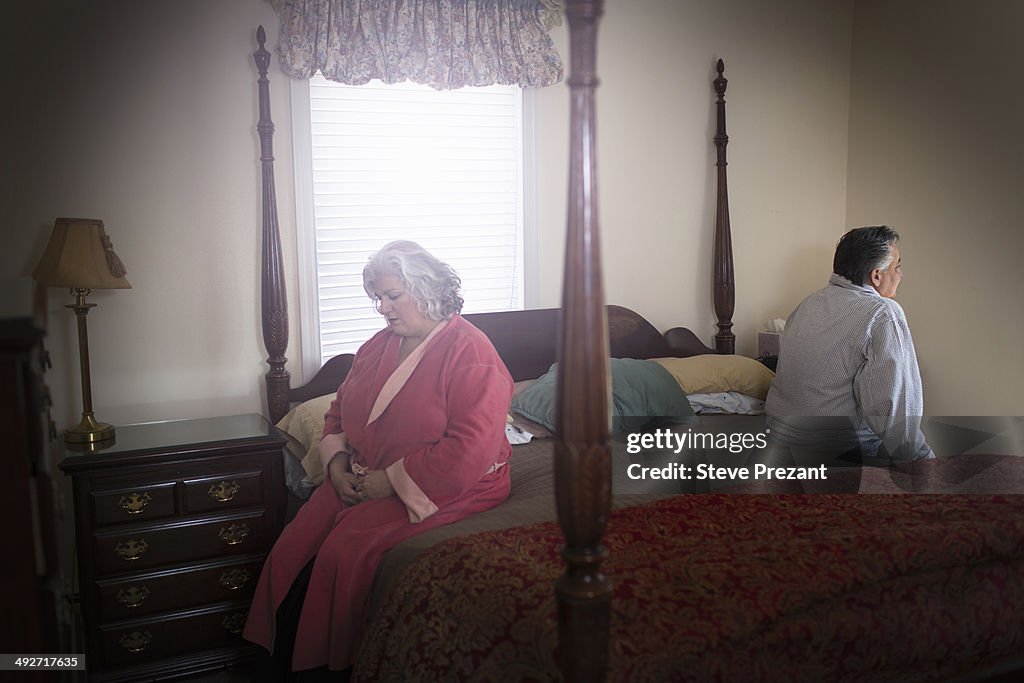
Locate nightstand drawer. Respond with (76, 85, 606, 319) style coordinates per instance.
(96, 556, 265, 622)
(184, 470, 264, 514)
(91, 482, 177, 527)
(100, 603, 250, 668)
(94, 510, 270, 575)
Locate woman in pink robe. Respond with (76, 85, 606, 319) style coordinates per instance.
(244, 241, 514, 676)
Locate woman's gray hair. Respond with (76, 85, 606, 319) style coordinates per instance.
(363, 241, 464, 320)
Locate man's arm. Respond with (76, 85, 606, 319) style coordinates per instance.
(855, 306, 934, 461)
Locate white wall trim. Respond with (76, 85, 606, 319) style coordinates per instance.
(289, 77, 321, 383)
(523, 87, 540, 309)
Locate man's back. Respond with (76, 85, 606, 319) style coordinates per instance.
(766, 273, 931, 461)
(768, 274, 913, 417)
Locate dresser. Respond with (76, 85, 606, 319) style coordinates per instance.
(60, 414, 287, 681)
(1, 317, 63, 674)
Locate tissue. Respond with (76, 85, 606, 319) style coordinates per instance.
(758, 319, 785, 357)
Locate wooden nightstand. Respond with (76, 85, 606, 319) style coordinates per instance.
(60, 413, 287, 682)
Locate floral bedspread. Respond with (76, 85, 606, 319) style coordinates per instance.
(354, 493, 1024, 682)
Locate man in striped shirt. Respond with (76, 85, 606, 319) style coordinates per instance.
(766, 226, 935, 468)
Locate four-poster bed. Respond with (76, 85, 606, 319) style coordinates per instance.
(252, 2, 1024, 680)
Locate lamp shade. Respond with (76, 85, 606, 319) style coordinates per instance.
(33, 218, 131, 289)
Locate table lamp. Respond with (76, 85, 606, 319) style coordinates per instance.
(33, 218, 131, 444)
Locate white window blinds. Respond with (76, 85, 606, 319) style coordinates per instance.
(305, 76, 526, 365)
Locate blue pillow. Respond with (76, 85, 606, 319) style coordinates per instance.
(510, 358, 696, 433)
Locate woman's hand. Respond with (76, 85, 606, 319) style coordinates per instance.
(327, 453, 362, 505)
(356, 470, 395, 501)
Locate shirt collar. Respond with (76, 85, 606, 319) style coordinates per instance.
(828, 272, 879, 296)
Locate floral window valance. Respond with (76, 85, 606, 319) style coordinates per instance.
(270, 0, 564, 89)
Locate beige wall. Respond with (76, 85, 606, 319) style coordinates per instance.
(537, 0, 855, 352)
(6, 0, 856, 432)
(846, 0, 1024, 414)
(28, 1, 1018, 431)
(5, 0, 292, 429)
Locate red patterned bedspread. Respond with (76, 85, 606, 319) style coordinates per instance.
(354, 494, 1024, 682)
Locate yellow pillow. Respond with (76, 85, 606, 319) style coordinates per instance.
(651, 355, 775, 399)
(276, 393, 334, 483)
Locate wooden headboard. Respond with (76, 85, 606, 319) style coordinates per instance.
(285, 304, 717, 406)
(252, 3, 734, 678)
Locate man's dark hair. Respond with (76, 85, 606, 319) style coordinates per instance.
(833, 225, 900, 286)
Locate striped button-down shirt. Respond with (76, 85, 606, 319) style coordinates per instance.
(766, 274, 933, 461)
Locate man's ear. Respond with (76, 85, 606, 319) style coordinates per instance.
(869, 268, 882, 288)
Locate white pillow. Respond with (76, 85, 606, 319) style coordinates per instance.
(686, 392, 765, 415)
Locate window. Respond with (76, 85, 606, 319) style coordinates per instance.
(292, 75, 535, 375)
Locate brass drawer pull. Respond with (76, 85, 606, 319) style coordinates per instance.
(119, 491, 152, 515)
(221, 612, 248, 635)
(219, 568, 250, 591)
(115, 539, 149, 561)
(218, 523, 250, 546)
(119, 630, 152, 653)
(116, 586, 151, 608)
(208, 480, 241, 502)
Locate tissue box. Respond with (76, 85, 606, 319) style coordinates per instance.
(758, 332, 780, 357)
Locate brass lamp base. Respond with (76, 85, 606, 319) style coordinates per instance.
(65, 414, 116, 444)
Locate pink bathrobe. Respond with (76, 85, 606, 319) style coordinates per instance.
(243, 315, 513, 671)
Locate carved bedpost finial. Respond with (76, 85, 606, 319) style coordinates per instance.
(714, 58, 728, 98)
(255, 25, 270, 77)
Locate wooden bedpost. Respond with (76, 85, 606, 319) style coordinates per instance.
(255, 26, 291, 424)
(556, 1, 611, 681)
(712, 59, 736, 355)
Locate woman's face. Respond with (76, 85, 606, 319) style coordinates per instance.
(371, 275, 436, 339)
